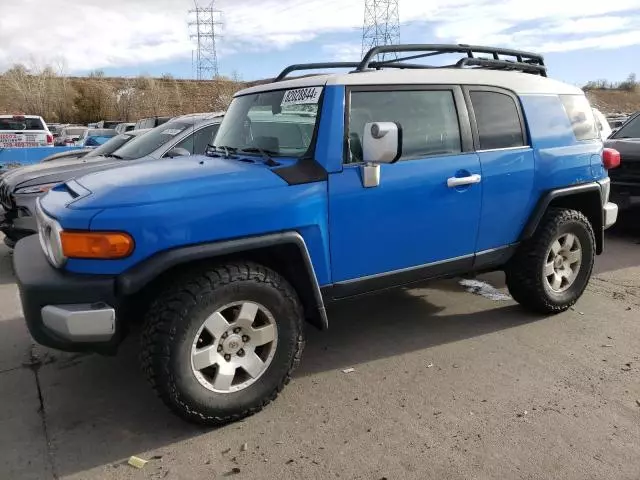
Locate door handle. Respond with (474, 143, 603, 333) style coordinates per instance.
(447, 174, 481, 188)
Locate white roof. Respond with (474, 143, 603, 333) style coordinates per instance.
(238, 69, 582, 97)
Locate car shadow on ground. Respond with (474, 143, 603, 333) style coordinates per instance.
(11, 287, 547, 478)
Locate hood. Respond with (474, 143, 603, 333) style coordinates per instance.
(1, 155, 123, 190)
(604, 138, 640, 161)
(71, 155, 288, 209)
(41, 148, 91, 163)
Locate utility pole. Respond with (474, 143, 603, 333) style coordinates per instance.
(188, 0, 222, 80)
(361, 0, 400, 60)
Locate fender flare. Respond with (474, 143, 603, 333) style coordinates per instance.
(520, 182, 604, 253)
(116, 231, 328, 329)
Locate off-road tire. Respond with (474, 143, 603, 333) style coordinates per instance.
(140, 262, 305, 425)
(506, 208, 595, 314)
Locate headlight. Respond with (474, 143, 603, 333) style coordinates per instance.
(15, 182, 60, 195)
(35, 199, 66, 268)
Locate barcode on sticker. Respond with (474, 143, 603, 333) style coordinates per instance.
(281, 87, 323, 106)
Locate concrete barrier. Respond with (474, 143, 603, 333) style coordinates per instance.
(0, 146, 84, 170)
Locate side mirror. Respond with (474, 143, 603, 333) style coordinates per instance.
(165, 147, 191, 158)
(362, 122, 402, 164)
(360, 122, 402, 188)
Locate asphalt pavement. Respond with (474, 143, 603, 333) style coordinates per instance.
(0, 217, 638, 480)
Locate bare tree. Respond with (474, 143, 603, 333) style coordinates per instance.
(136, 76, 167, 117)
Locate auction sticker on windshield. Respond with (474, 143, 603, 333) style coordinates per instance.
(161, 129, 182, 136)
(281, 87, 323, 106)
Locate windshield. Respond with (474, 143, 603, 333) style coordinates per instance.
(88, 128, 116, 137)
(64, 128, 86, 136)
(214, 87, 322, 157)
(85, 133, 137, 158)
(112, 121, 192, 160)
(611, 114, 640, 139)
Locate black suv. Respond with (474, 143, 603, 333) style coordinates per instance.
(604, 111, 640, 211)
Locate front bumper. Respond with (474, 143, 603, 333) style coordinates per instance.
(0, 196, 38, 244)
(13, 235, 122, 353)
(610, 182, 640, 210)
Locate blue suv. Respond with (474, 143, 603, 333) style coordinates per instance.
(13, 45, 620, 425)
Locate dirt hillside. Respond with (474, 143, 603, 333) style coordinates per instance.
(0, 74, 638, 122)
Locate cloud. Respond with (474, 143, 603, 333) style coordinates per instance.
(1, 0, 640, 73)
(323, 43, 364, 62)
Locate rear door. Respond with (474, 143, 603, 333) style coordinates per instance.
(328, 85, 483, 293)
(463, 86, 535, 253)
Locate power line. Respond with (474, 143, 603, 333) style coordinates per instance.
(188, 0, 223, 79)
(361, 0, 400, 60)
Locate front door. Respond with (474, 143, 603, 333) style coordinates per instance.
(328, 86, 482, 294)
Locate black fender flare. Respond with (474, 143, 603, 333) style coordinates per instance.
(520, 182, 604, 253)
(116, 231, 328, 329)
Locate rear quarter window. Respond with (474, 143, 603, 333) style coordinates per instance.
(0, 117, 45, 130)
(559, 95, 599, 141)
(469, 91, 525, 150)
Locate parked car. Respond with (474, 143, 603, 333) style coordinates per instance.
(54, 126, 88, 146)
(96, 120, 123, 129)
(40, 128, 151, 163)
(0, 114, 223, 246)
(0, 115, 53, 148)
(604, 111, 640, 211)
(134, 116, 172, 130)
(115, 122, 135, 134)
(48, 123, 67, 142)
(11, 44, 620, 426)
(77, 128, 117, 147)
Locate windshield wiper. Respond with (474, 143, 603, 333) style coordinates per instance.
(105, 154, 123, 159)
(239, 147, 280, 167)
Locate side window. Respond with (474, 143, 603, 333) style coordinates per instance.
(559, 95, 599, 141)
(469, 91, 525, 150)
(175, 133, 194, 153)
(174, 125, 219, 154)
(347, 90, 462, 163)
(193, 125, 219, 154)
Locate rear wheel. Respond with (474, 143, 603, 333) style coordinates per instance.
(140, 262, 305, 425)
(506, 208, 595, 314)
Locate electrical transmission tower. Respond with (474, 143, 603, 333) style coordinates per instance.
(188, 0, 223, 79)
(361, 0, 400, 61)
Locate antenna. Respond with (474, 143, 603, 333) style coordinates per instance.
(361, 0, 401, 61)
(188, 0, 223, 80)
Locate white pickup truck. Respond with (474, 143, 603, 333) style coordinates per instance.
(0, 115, 53, 148)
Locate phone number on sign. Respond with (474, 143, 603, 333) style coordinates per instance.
(0, 142, 41, 147)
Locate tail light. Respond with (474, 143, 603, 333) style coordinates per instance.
(46, 134, 53, 145)
(603, 148, 620, 170)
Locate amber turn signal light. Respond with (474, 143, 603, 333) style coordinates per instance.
(60, 231, 134, 259)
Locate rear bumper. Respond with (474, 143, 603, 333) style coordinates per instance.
(13, 235, 122, 353)
(603, 202, 618, 229)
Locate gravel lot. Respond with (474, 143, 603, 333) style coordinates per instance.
(1, 217, 638, 480)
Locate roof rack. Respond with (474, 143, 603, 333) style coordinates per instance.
(275, 43, 547, 81)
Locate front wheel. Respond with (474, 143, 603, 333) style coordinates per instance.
(506, 208, 595, 314)
(140, 262, 305, 425)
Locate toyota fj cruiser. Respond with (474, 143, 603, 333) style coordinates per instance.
(13, 44, 620, 425)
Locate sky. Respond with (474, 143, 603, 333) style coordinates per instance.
(1, 0, 640, 86)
